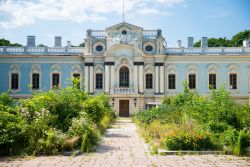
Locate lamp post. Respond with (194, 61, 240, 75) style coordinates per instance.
(111, 98, 115, 107)
(133, 98, 137, 107)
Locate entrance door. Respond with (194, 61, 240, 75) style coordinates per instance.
(119, 100, 129, 117)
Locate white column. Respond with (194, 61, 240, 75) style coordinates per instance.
(155, 66, 159, 93)
(84, 66, 89, 92)
(110, 65, 114, 93)
(139, 65, 144, 93)
(160, 65, 164, 94)
(105, 65, 110, 93)
(89, 65, 94, 93)
(134, 65, 138, 93)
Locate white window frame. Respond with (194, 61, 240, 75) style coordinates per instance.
(186, 64, 198, 90)
(144, 64, 154, 92)
(9, 64, 21, 92)
(94, 64, 104, 92)
(166, 64, 178, 93)
(50, 64, 61, 89)
(207, 64, 218, 92)
(30, 64, 41, 91)
(228, 64, 239, 94)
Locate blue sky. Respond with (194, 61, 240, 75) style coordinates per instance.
(0, 0, 249, 47)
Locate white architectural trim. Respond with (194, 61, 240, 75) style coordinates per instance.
(9, 64, 21, 92)
(166, 64, 178, 93)
(30, 64, 42, 92)
(143, 41, 155, 54)
(207, 64, 218, 91)
(71, 64, 82, 89)
(93, 41, 105, 54)
(186, 64, 199, 90)
(50, 64, 61, 89)
(227, 64, 240, 94)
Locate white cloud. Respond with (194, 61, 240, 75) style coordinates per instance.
(137, 8, 160, 15)
(0, 0, 185, 29)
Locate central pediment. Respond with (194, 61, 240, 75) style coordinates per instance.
(106, 22, 143, 31)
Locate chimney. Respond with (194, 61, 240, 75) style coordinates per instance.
(67, 41, 71, 47)
(187, 37, 194, 48)
(157, 29, 162, 37)
(243, 39, 250, 47)
(201, 37, 208, 48)
(86, 29, 92, 38)
(54, 36, 62, 47)
(27, 36, 36, 47)
(177, 40, 182, 48)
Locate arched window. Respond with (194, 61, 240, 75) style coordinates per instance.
(73, 73, 80, 89)
(119, 67, 129, 87)
(32, 73, 40, 90)
(146, 74, 153, 89)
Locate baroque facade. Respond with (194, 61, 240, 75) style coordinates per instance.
(0, 22, 250, 116)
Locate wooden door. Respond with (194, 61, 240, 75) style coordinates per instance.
(119, 100, 129, 117)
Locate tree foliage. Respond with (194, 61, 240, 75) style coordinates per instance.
(0, 38, 22, 47)
(194, 30, 250, 47)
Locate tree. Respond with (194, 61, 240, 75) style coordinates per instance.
(0, 39, 22, 47)
(194, 30, 250, 47)
(37, 44, 47, 47)
(231, 30, 250, 47)
(79, 42, 85, 47)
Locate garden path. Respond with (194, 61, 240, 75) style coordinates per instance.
(0, 118, 249, 167)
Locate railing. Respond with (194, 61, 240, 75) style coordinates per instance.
(166, 47, 250, 55)
(112, 88, 135, 94)
(0, 46, 84, 55)
(91, 30, 106, 38)
(142, 30, 158, 38)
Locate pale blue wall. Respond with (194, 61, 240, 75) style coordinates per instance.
(0, 63, 83, 95)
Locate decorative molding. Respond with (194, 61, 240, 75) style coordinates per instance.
(143, 41, 155, 54)
(93, 41, 105, 54)
(85, 62, 94, 66)
(133, 62, 144, 65)
(155, 62, 164, 66)
(9, 64, 21, 92)
(104, 62, 115, 65)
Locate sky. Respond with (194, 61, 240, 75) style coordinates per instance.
(0, 0, 249, 47)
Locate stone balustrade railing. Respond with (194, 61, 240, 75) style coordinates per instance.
(0, 46, 84, 55)
(91, 30, 107, 37)
(166, 47, 250, 55)
(112, 88, 135, 94)
(1, 46, 250, 55)
(142, 30, 158, 38)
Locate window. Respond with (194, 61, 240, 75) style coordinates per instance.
(188, 74, 196, 89)
(229, 74, 237, 89)
(96, 73, 103, 89)
(119, 67, 129, 87)
(146, 74, 153, 89)
(208, 74, 216, 89)
(122, 30, 127, 35)
(73, 73, 80, 89)
(168, 74, 176, 89)
(32, 73, 40, 90)
(145, 45, 153, 52)
(96, 45, 103, 52)
(11, 73, 19, 90)
(52, 73, 60, 88)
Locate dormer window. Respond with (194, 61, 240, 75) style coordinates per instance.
(122, 30, 127, 35)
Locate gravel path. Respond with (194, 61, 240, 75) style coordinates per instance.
(0, 118, 249, 167)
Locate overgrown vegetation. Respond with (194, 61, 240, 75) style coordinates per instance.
(0, 81, 115, 156)
(133, 84, 250, 156)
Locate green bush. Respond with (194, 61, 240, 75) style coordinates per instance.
(0, 86, 115, 156)
(133, 84, 250, 155)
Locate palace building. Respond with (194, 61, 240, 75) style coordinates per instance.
(0, 22, 250, 116)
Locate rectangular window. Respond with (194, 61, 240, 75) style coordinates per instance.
(32, 73, 40, 90)
(229, 74, 237, 89)
(146, 74, 153, 89)
(209, 74, 216, 89)
(168, 74, 176, 89)
(52, 73, 60, 88)
(73, 73, 80, 89)
(96, 73, 103, 89)
(188, 74, 196, 89)
(11, 73, 19, 90)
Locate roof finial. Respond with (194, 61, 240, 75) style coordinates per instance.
(123, 0, 125, 22)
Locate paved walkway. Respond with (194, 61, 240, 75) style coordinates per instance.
(0, 118, 249, 167)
